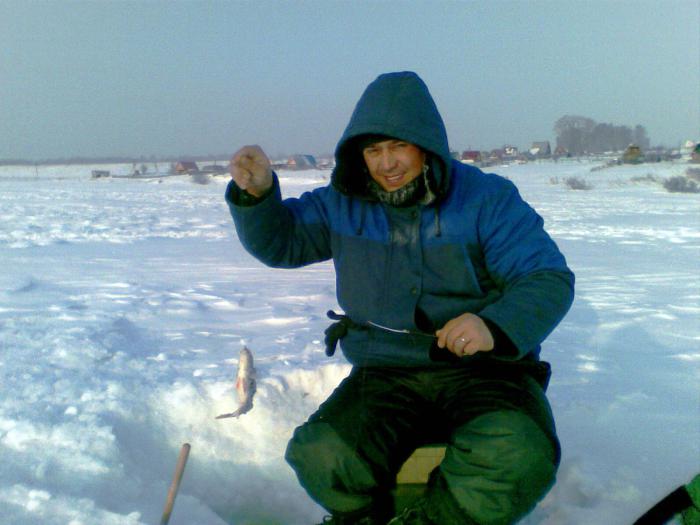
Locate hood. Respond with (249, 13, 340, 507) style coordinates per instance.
(331, 71, 452, 200)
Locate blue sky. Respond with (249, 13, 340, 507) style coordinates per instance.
(1, 0, 698, 160)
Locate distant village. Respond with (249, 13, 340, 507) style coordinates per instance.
(5, 114, 698, 177)
(5, 131, 696, 180)
(144, 141, 700, 180)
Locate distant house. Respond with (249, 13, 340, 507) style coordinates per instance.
(691, 143, 700, 164)
(91, 170, 110, 179)
(503, 145, 519, 159)
(488, 149, 505, 162)
(461, 151, 482, 164)
(287, 155, 317, 170)
(174, 161, 199, 174)
(553, 145, 569, 158)
(622, 145, 643, 164)
(529, 141, 552, 158)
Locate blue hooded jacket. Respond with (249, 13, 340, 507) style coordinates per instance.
(226, 71, 574, 367)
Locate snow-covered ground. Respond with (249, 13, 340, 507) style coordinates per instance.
(0, 160, 698, 524)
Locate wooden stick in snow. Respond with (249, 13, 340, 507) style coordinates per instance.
(160, 443, 191, 525)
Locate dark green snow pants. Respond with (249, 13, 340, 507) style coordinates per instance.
(285, 360, 559, 525)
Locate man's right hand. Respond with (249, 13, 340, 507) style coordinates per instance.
(230, 145, 273, 197)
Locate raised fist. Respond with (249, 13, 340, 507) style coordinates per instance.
(230, 145, 273, 197)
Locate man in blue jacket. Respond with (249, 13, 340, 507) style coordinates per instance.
(227, 72, 574, 525)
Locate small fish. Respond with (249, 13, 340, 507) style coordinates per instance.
(216, 346, 257, 419)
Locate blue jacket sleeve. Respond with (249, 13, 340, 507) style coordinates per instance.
(225, 176, 332, 268)
(476, 179, 575, 358)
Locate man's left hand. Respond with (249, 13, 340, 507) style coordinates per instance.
(436, 313, 494, 357)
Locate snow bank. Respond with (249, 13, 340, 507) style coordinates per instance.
(1, 162, 697, 524)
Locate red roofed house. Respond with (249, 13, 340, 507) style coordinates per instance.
(461, 151, 482, 164)
(174, 161, 199, 174)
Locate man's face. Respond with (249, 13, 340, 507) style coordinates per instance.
(362, 139, 426, 192)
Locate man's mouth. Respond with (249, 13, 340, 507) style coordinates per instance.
(382, 173, 405, 186)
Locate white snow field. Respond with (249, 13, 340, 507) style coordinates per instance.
(0, 159, 698, 524)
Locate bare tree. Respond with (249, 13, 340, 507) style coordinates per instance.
(555, 116, 650, 155)
(554, 116, 596, 155)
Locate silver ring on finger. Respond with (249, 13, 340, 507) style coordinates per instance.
(457, 337, 467, 356)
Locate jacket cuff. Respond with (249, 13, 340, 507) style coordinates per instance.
(225, 175, 275, 207)
(481, 317, 518, 358)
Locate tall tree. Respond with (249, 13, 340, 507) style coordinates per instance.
(555, 116, 651, 154)
(634, 125, 650, 149)
(554, 116, 596, 155)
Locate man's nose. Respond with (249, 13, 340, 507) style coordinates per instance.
(380, 150, 397, 170)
